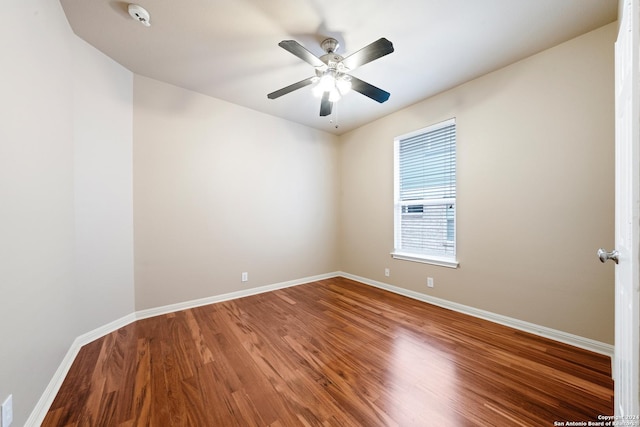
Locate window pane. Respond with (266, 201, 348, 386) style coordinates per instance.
(400, 203, 455, 257)
(394, 119, 456, 261)
(399, 123, 456, 202)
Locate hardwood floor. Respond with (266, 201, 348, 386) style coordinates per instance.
(42, 277, 613, 426)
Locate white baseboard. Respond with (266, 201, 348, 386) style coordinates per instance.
(339, 271, 614, 358)
(27, 270, 613, 425)
(25, 272, 339, 426)
(25, 313, 137, 427)
(135, 272, 341, 320)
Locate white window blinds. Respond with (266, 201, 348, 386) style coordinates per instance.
(393, 119, 457, 267)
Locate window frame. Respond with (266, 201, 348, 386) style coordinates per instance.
(391, 118, 459, 268)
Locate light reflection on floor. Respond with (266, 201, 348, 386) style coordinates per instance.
(380, 326, 464, 426)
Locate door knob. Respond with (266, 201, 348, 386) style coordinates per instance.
(597, 248, 619, 264)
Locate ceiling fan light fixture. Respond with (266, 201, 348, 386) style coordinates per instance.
(336, 75, 352, 95)
(312, 70, 352, 101)
(313, 74, 335, 99)
(311, 83, 325, 98)
(328, 89, 342, 103)
(314, 72, 336, 94)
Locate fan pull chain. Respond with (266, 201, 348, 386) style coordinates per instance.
(330, 102, 340, 129)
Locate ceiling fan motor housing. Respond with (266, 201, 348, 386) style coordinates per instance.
(319, 38, 346, 72)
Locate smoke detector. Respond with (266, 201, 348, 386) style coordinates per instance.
(128, 4, 151, 27)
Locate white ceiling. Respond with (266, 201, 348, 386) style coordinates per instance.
(60, 0, 617, 135)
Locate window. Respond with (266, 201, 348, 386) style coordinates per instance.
(392, 118, 458, 268)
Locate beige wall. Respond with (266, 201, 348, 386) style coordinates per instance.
(133, 76, 340, 310)
(0, 3, 134, 425)
(73, 36, 135, 330)
(339, 23, 616, 344)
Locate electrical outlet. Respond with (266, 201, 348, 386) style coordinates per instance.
(384, 268, 390, 277)
(241, 272, 248, 282)
(427, 277, 434, 288)
(2, 394, 13, 427)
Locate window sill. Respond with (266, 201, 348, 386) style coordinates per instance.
(390, 251, 459, 269)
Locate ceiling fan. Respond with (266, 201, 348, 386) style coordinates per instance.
(267, 37, 394, 117)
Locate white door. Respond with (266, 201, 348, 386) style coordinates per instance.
(612, 0, 640, 417)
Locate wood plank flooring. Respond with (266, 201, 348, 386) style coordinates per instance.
(42, 277, 613, 426)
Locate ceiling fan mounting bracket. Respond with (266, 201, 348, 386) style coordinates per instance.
(321, 38, 340, 54)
